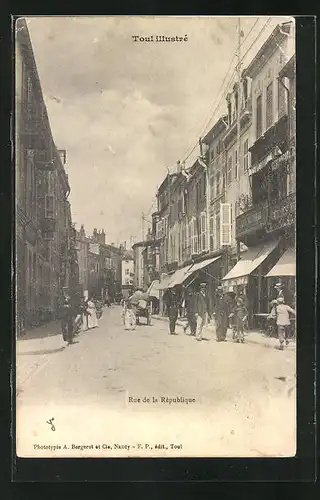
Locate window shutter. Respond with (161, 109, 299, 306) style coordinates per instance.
(209, 216, 214, 251)
(220, 203, 232, 246)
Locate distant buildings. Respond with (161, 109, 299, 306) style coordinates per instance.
(16, 19, 79, 333)
(121, 250, 134, 291)
(76, 226, 123, 301)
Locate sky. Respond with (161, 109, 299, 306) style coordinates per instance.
(25, 16, 291, 246)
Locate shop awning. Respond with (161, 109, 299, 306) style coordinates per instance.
(222, 239, 279, 287)
(158, 273, 174, 290)
(147, 280, 161, 298)
(183, 255, 222, 283)
(167, 264, 194, 288)
(265, 247, 296, 277)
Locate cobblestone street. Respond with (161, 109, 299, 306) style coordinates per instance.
(16, 306, 296, 458)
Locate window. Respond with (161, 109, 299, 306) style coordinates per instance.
(234, 150, 238, 180)
(200, 212, 207, 252)
(216, 172, 221, 195)
(125, 269, 130, 275)
(210, 148, 214, 162)
(210, 175, 215, 199)
(222, 165, 227, 190)
(278, 78, 287, 118)
(215, 213, 221, 250)
(227, 156, 232, 185)
(235, 91, 239, 117)
(266, 82, 273, 129)
(96, 263, 99, 273)
(227, 102, 232, 125)
(191, 218, 198, 254)
(26, 152, 35, 218)
(209, 216, 214, 251)
(45, 194, 55, 218)
(243, 78, 248, 106)
(256, 94, 262, 138)
(47, 171, 55, 194)
(243, 139, 249, 171)
(220, 203, 232, 246)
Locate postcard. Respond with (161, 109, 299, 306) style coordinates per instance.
(15, 15, 296, 458)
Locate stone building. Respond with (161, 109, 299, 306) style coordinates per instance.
(16, 18, 78, 332)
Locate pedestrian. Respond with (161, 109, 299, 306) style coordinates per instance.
(166, 286, 181, 335)
(87, 297, 99, 329)
(214, 286, 229, 342)
(60, 293, 74, 345)
(273, 280, 293, 306)
(226, 287, 237, 339)
(267, 299, 278, 336)
(195, 283, 211, 342)
(183, 287, 197, 336)
(124, 300, 136, 330)
(233, 296, 248, 343)
(274, 297, 296, 350)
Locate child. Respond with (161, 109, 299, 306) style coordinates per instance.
(124, 301, 136, 331)
(267, 299, 278, 337)
(275, 297, 296, 350)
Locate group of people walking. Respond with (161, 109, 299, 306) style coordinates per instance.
(60, 293, 102, 345)
(164, 283, 246, 342)
(164, 280, 295, 349)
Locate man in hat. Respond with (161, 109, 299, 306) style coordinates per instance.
(183, 286, 197, 336)
(273, 279, 293, 306)
(195, 283, 211, 341)
(214, 285, 229, 342)
(166, 286, 181, 335)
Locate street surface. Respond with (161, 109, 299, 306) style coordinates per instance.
(16, 306, 296, 458)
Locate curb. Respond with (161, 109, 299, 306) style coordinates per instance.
(152, 315, 296, 351)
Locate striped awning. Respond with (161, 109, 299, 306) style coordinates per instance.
(222, 239, 279, 286)
(265, 247, 296, 277)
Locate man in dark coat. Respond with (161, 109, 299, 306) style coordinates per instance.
(60, 293, 75, 345)
(166, 286, 181, 335)
(183, 286, 197, 336)
(214, 286, 229, 342)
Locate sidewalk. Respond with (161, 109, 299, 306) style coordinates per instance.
(16, 321, 66, 391)
(152, 315, 296, 351)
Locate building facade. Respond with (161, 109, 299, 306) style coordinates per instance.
(149, 21, 296, 323)
(16, 19, 79, 333)
(224, 21, 296, 322)
(121, 251, 134, 290)
(76, 226, 123, 301)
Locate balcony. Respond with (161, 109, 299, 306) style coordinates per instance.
(236, 200, 268, 241)
(266, 193, 295, 233)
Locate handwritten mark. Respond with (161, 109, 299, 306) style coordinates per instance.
(46, 418, 56, 431)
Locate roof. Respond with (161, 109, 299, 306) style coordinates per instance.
(243, 23, 292, 79)
(202, 115, 228, 145)
(278, 55, 295, 79)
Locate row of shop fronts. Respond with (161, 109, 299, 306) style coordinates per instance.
(149, 229, 295, 328)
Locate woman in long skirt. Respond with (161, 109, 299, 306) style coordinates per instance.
(87, 298, 98, 329)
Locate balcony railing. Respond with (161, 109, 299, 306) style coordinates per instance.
(236, 200, 268, 240)
(236, 193, 296, 240)
(265, 192, 295, 233)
